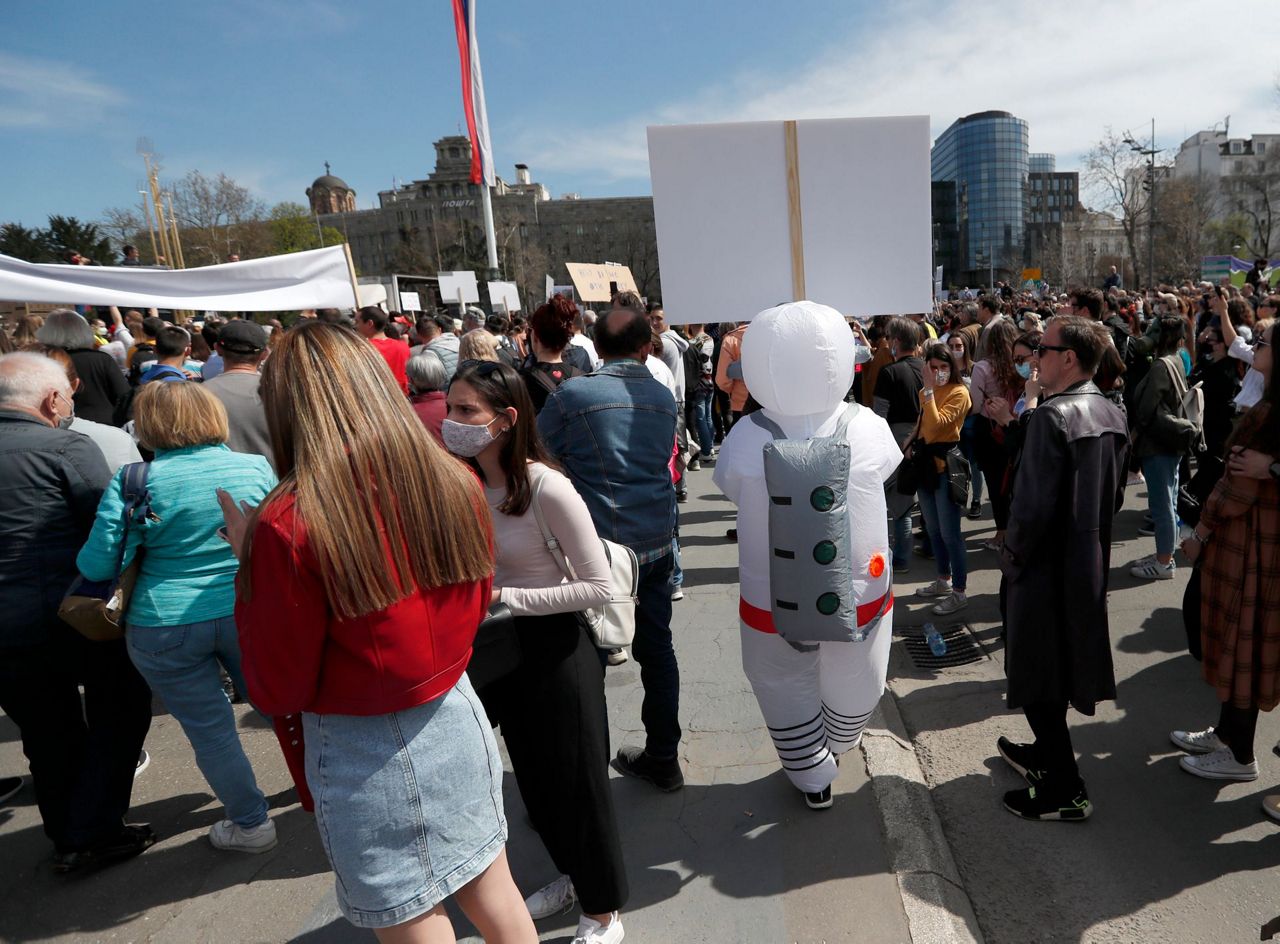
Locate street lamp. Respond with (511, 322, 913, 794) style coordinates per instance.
(1124, 119, 1160, 291)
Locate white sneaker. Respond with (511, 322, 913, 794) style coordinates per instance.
(605, 648, 630, 667)
(915, 578, 952, 598)
(1169, 726, 1227, 755)
(573, 912, 624, 944)
(1179, 748, 1258, 782)
(932, 591, 968, 616)
(670, 587, 684, 601)
(209, 817, 278, 853)
(525, 874, 576, 920)
(1130, 558, 1175, 580)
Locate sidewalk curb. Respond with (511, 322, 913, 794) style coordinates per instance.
(861, 690, 986, 944)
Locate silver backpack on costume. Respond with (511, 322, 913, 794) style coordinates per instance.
(751, 404, 885, 644)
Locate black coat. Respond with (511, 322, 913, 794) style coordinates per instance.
(1001, 381, 1129, 714)
(69, 347, 129, 426)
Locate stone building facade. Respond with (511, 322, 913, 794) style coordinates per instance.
(306, 164, 357, 215)
(316, 136, 661, 309)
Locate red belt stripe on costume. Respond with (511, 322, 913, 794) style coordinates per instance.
(739, 592, 893, 634)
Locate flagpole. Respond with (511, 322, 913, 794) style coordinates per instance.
(480, 183, 499, 280)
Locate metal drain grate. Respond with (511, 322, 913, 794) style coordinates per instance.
(904, 623, 988, 669)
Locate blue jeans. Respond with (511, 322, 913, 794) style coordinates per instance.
(917, 476, 968, 592)
(692, 388, 715, 458)
(891, 509, 913, 566)
(126, 615, 268, 827)
(670, 536, 683, 590)
(631, 552, 681, 758)
(1142, 453, 1180, 557)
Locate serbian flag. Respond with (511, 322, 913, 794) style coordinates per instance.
(452, 0, 495, 187)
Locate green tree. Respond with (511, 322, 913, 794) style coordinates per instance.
(267, 202, 343, 254)
(46, 216, 112, 263)
(0, 222, 54, 262)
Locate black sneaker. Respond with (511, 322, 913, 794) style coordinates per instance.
(0, 776, 22, 805)
(804, 786, 833, 810)
(53, 823, 156, 873)
(1003, 782, 1092, 822)
(967, 500, 982, 520)
(676, 489, 688, 504)
(996, 736, 1045, 784)
(614, 745, 684, 792)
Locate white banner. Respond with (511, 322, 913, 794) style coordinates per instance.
(0, 246, 357, 311)
(399, 291, 422, 312)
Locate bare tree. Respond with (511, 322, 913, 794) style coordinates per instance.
(1084, 128, 1151, 288)
(99, 206, 145, 258)
(169, 170, 266, 265)
(1154, 176, 1217, 282)
(615, 219, 661, 300)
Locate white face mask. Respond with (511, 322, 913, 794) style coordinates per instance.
(441, 417, 501, 457)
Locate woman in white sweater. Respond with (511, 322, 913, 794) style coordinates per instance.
(445, 360, 628, 944)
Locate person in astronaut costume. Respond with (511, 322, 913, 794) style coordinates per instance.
(713, 301, 900, 808)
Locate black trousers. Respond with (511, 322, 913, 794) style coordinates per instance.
(1023, 700, 1079, 787)
(0, 626, 153, 851)
(974, 421, 1012, 530)
(478, 613, 628, 915)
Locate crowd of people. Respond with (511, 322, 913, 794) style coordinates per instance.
(1, 269, 1278, 941)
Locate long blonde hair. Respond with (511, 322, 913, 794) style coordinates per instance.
(249, 322, 492, 618)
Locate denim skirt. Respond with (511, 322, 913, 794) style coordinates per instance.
(303, 675, 507, 928)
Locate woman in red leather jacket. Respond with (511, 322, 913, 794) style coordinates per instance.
(223, 322, 534, 944)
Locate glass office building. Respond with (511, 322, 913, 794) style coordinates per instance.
(931, 111, 1029, 283)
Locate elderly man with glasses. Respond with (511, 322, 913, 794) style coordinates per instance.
(995, 316, 1129, 822)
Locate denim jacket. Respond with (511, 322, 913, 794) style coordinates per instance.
(0, 409, 111, 646)
(537, 359, 677, 559)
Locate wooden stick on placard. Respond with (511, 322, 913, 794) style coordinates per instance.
(342, 243, 362, 311)
(784, 119, 806, 302)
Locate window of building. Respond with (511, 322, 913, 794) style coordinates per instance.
(449, 147, 460, 159)
(1231, 141, 1243, 154)
(1258, 142, 1268, 156)
(453, 184, 462, 196)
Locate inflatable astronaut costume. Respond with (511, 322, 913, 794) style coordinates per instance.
(713, 301, 900, 803)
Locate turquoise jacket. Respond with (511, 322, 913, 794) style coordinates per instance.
(77, 444, 276, 627)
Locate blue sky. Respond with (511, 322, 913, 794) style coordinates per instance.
(2, 0, 1277, 229)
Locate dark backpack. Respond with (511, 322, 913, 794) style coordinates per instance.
(520, 360, 583, 413)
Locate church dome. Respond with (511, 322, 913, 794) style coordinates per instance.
(311, 174, 351, 191)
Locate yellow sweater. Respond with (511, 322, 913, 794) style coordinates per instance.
(918, 383, 971, 471)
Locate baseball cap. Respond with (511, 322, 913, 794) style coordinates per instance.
(218, 320, 268, 354)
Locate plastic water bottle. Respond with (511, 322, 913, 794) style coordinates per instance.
(923, 622, 948, 657)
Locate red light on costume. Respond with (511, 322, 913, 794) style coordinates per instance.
(868, 553, 885, 579)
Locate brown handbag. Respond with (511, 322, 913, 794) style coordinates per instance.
(57, 461, 152, 642)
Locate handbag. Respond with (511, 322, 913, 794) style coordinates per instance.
(944, 446, 971, 506)
(57, 461, 152, 642)
(468, 601, 520, 690)
(529, 472, 639, 649)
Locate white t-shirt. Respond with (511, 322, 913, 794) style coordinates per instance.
(1228, 336, 1264, 410)
(646, 355, 677, 396)
(714, 404, 901, 614)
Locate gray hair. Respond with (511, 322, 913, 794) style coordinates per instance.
(0, 352, 71, 409)
(36, 309, 96, 351)
(406, 351, 448, 393)
(461, 306, 486, 332)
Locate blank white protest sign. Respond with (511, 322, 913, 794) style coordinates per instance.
(437, 270, 479, 304)
(646, 116, 933, 324)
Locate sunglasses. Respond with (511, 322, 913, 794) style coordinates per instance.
(1034, 344, 1071, 357)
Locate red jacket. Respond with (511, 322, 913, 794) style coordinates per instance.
(236, 494, 491, 810)
(236, 493, 491, 719)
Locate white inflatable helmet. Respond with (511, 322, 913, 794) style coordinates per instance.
(740, 301, 856, 418)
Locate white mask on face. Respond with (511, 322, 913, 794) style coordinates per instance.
(441, 416, 501, 457)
